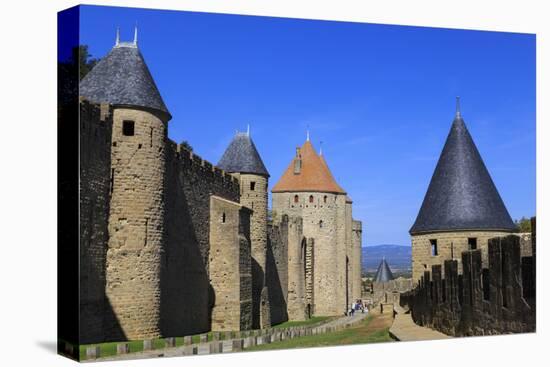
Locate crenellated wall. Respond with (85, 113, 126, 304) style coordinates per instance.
(411, 230, 515, 284)
(401, 230, 536, 336)
(79, 100, 119, 343)
(162, 142, 240, 336)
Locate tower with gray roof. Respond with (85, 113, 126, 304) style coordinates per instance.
(80, 28, 171, 340)
(410, 98, 516, 283)
(217, 129, 271, 328)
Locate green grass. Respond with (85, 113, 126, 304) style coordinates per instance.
(272, 316, 332, 329)
(246, 315, 393, 351)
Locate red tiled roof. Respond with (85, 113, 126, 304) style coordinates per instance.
(272, 140, 346, 194)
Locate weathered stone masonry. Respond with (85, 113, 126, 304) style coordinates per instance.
(162, 144, 240, 336)
(79, 100, 116, 344)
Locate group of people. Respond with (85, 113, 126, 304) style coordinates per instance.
(348, 299, 369, 316)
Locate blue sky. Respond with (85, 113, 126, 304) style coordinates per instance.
(79, 5, 536, 246)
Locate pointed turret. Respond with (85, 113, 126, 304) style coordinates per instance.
(80, 28, 170, 119)
(373, 258, 394, 283)
(217, 131, 269, 177)
(272, 140, 346, 194)
(410, 100, 516, 234)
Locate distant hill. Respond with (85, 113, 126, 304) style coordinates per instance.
(362, 245, 411, 274)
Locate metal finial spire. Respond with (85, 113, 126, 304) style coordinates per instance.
(456, 96, 461, 118)
(306, 128, 310, 142)
(133, 23, 138, 45)
(115, 27, 120, 46)
(247, 124, 250, 137)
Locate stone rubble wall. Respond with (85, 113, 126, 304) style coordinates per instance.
(209, 196, 253, 331)
(272, 191, 358, 316)
(266, 217, 289, 325)
(105, 106, 168, 341)
(411, 230, 516, 284)
(401, 228, 536, 336)
(351, 220, 363, 302)
(162, 143, 240, 336)
(233, 173, 270, 328)
(79, 100, 114, 344)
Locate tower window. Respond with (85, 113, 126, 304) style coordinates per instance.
(319, 220, 323, 228)
(323, 195, 327, 203)
(430, 239, 438, 256)
(122, 120, 135, 136)
(468, 237, 477, 250)
(222, 212, 226, 223)
(250, 181, 256, 191)
(309, 195, 314, 203)
(294, 195, 299, 203)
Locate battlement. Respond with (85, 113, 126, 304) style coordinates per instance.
(166, 140, 240, 191)
(401, 231, 536, 336)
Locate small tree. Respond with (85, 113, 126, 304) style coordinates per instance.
(515, 217, 532, 232)
(75, 45, 100, 80)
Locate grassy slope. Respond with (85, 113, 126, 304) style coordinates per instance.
(272, 316, 333, 329)
(246, 314, 394, 352)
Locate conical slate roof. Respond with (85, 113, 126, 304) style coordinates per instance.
(217, 132, 269, 177)
(374, 258, 394, 283)
(410, 106, 516, 234)
(272, 140, 346, 194)
(80, 43, 170, 119)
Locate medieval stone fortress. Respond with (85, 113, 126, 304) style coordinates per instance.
(78, 31, 363, 345)
(69, 27, 535, 361)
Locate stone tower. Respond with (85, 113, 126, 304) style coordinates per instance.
(272, 137, 359, 316)
(410, 98, 517, 283)
(80, 30, 171, 340)
(217, 130, 271, 328)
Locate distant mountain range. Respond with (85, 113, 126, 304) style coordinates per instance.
(362, 245, 412, 273)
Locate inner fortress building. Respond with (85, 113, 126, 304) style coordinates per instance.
(76, 31, 362, 344)
(272, 137, 363, 316)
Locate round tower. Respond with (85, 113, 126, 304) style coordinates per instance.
(409, 98, 517, 283)
(80, 29, 171, 340)
(217, 129, 270, 328)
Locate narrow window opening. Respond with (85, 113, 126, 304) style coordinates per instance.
(319, 220, 323, 228)
(144, 218, 149, 247)
(110, 168, 114, 194)
(323, 195, 327, 203)
(250, 181, 256, 191)
(122, 120, 135, 136)
(468, 237, 477, 250)
(150, 127, 153, 147)
(294, 195, 299, 203)
(430, 239, 438, 256)
(222, 212, 226, 223)
(309, 195, 314, 203)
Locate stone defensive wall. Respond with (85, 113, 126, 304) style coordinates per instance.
(156, 132, 242, 337)
(79, 99, 248, 342)
(209, 196, 253, 331)
(79, 100, 121, 343)
(400, 220, 536, 336)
